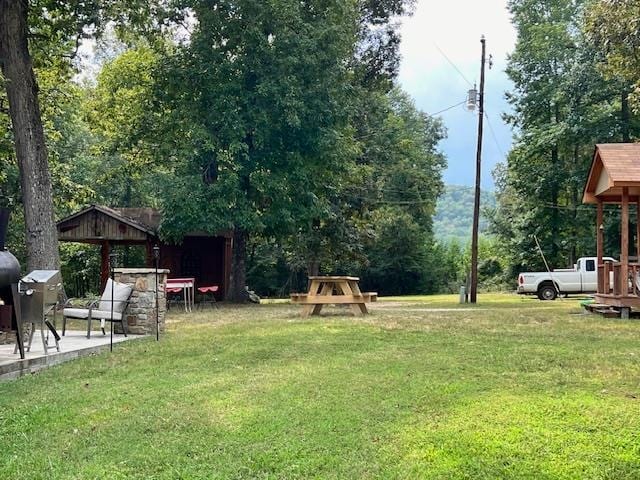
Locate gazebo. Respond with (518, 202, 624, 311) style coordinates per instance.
(583, 143, 640, 314)
(57, 205, 232, 299)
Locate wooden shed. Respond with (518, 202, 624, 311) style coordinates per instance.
(57, 205, 232, 298)
(583, 143, 640, 311)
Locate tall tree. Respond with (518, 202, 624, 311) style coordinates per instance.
(585, 0, 640, 112)
(84, 45, 162, 207)
(0, 0, 60, 270)
(246, 87, 447, 296)
(490, 0, 640, 278)
(0, 0, 166, 269)
(152, 0, 415, 301)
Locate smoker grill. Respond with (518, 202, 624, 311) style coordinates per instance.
(19, 270, 62, 355)
(0, 208, 25, 359)
(21, 270, 62, 310)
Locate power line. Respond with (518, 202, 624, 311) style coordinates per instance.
(483, 110, 508, 159)
(339, 191, 435, 206)
(429, 100, 466, 116)
(434, 42, 474, 88)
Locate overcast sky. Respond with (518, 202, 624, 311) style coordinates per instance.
(398, 0, 517, 190)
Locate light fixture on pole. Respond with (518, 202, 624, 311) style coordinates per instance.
(153, 244, 160, 342)
(108, 251, 117, 352)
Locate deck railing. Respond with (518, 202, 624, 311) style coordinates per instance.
(598, 262, 640, 296)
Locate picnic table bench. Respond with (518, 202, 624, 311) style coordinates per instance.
(291, 276, 377, 316)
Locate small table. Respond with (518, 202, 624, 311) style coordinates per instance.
(166, 278, 195, 312)
(290, 276, 377, 316)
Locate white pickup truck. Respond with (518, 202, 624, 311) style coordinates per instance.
(517, 256, 616, 300)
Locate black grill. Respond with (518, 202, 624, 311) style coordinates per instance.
(0, 208, 25, 358)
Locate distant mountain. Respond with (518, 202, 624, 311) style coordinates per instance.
(433, 185, 496, 244)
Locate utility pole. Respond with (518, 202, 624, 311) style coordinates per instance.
(470, 35, 486, 304)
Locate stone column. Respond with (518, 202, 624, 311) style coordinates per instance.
(114, 268, 170, 335)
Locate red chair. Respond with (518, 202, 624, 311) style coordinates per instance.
(165, 286, 183, 310)
(197, 285, 219, 309)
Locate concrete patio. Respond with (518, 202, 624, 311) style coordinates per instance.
(0, 329, 147, 381)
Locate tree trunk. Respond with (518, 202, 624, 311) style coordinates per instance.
(228, 227, 248, 302)
(308, 259, 320, 277)
(550, 103, 560, 264)
(621, 90, 631, 142)
(550, 145, 560, 262)
(0, 0, 60, 271)
(569, 143, 579, 265)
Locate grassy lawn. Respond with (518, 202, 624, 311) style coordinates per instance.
(1, 294, 640, 479)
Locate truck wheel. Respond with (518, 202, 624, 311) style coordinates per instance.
(538, 284, 557, 301)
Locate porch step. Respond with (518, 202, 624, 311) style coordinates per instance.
(582, 303, 612, 313)
(593, 308, 621, 318)
(583, 302, 638, 319)
(583, 303, 620, 317)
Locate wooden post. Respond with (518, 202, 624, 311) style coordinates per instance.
(470, 35, 487, 304)
(597, 199, 604, 293)
(100, 240, 110, 291)
(145, 239, 154, 267)
(223, 236, 232, 299)
(621, 187, 629, 295)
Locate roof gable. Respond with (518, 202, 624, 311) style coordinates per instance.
(57, 205, 157, 243)
(583, 143, 640, 203)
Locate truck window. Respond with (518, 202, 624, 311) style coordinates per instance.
(586, 259, 595, 272)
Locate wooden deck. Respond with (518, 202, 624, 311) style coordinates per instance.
(595, 261, 640, 310)
(593, 294, 640, 308)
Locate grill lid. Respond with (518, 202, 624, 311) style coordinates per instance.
(21, 270, 61, 284)
(0, 208, 20, 287)
(0, 251, 20, 287)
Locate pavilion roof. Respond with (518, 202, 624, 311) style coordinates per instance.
(56, 205, 157, 243)
(583, 143, 640, 204)
(57, 205, 232, 243)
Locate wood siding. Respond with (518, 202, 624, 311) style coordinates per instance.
(159, 236, 227, 299)
(58, 210, 149, 243)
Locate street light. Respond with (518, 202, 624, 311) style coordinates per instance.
(108, 251, 117, 352)
(153, 244, 160, 342)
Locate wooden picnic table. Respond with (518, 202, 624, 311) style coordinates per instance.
(290, 276, 377, 316)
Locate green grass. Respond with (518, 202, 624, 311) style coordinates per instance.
(1, 295, 640, 479)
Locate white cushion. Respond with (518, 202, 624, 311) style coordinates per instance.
(63, 308, 123, 321)
(98, 279, 133, 313)
(63, 308, 90, 319)
(88, 310, 123, 321)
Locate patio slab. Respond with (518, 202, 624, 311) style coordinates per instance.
(0, 329, 147, 381)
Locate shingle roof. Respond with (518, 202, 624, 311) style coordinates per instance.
(583, 143, 640, 203)
(57, 204, 157, 236)
(596, 143, 640, 183)
(112, 208, 161, 231)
